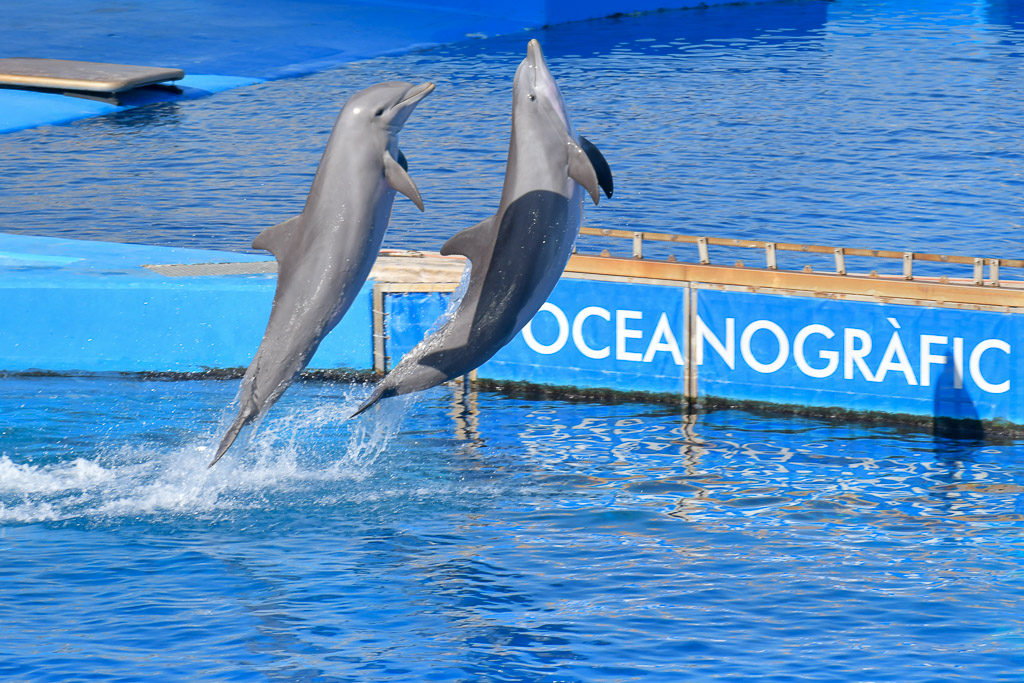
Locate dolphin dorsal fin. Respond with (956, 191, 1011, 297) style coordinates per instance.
(252, 215, 302, 263)
(440, 217, 495, 264)
(383, 150, 424, 212)
(579, 136, 613, 200)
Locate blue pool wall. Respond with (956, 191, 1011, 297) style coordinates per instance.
(384, 277, 1023, 426)
(0, 234, 370, 374)
(3, 233, 1020, 426)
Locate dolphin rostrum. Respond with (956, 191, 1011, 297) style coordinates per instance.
(211, 80, 434, 466)
(353, 40, 611, 415)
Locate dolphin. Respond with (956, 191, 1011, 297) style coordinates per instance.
(353, 40, 611, 415)
(210, 80, 434, 466)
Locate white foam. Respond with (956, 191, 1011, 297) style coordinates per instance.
(0, 385, 418, 523)
(0, 456, 113, 494)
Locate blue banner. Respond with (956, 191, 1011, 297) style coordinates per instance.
(696, 289, 1020, 422)
(483, 278, 688, 394)
(383, 291, 451, 370)
(381, 279, 1024, 425)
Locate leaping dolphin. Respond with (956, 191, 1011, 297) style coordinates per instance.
(211, 80, 434, 466)
(353, 40, 611, 415)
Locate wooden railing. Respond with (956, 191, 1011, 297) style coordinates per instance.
(578, 227, 1021, 286)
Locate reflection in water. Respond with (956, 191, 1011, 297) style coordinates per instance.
(1, 376, 1023, 680)
(104, 100, 187, 130)
(988, 0, 1024, 30)
(932, 351, 985, 462)
(450, 376, 483, 447)
(476, 397, 1023, 535)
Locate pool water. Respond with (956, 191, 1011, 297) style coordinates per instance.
(2, 376, 1023, 680)
(3, 0, 1024, 680)
(1, 0, 1022, 272)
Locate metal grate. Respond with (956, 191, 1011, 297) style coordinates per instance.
(144, 261, 277, 277)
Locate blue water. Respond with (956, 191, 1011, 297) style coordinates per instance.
(2, 376, 1023, 680)
(4, 1, 1024, 679)
(1, 0, 1023, 274)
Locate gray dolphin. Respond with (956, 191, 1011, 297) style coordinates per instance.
(353, 40, 611, 415)
(211, 80, 434, 466)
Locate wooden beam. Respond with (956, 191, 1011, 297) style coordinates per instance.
(565, 254, 1024, 308)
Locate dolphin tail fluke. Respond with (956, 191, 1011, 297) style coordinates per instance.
(350, 389, 383, 419)
(350, 382, 398, 419)
(209, 407, 255, 468)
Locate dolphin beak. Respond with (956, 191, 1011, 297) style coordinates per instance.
(398, 82, 435, 109)
(527, 39, 544, 67)
(526, 39, 544, 87)
(387, 81, 434, 129)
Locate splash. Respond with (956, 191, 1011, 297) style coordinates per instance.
(0, 385, 417, 524)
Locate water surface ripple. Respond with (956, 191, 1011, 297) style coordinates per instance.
(3, 2, 1024, 680)
(2, 376, 1023, 680)
(1, 0, 1022, 267)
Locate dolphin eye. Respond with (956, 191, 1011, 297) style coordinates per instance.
(375, 107, 385, 117)
(528, 93, 536, 102)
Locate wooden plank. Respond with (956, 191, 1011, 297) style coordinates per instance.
(565, 254, 1024, 307)
(0, 58, 184, 93)
(372, 285, 386, 374)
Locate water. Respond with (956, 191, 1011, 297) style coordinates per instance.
(2, 375, 1023, 680)
(4, 1, 1024, 679)
(1, 0, 1023, 271)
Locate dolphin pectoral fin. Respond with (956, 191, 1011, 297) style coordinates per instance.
(440, 216, 495, 263)
(567, 139, 601, 205)
(383, 150, 424, 211)
(579, 136, 613, 199)
(253, 215, 302, 262)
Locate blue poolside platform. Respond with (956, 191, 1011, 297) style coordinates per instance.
(0, 233, 370, 373)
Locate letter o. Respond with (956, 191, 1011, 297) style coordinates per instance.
(740, 320, 790, 374)
(522, 303, 569, 355)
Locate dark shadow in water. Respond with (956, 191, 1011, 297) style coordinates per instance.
(932, 351, 984, 458)
(100, 100, 188, 129)
(531, 0, 830, 58)
(987, 0, 1024, 32)
(436, 0, 830, 65)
